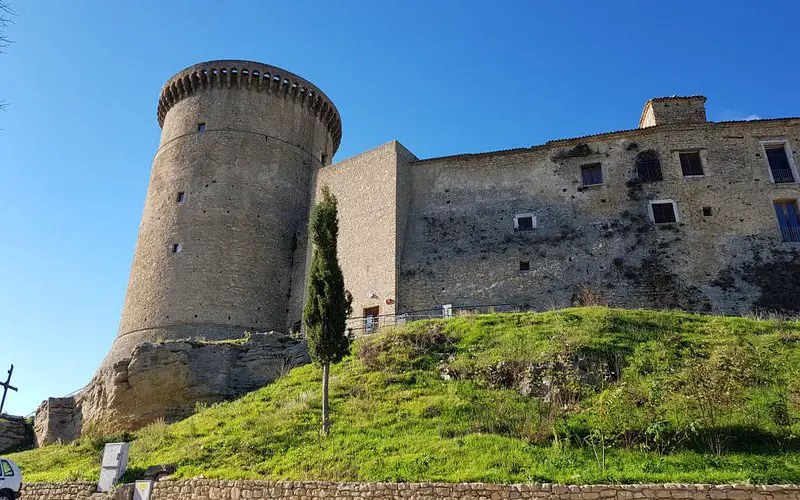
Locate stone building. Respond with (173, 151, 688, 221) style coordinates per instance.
(34, 60, 800, 440)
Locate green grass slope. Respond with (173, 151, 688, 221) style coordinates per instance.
(9, 308, 800, 484)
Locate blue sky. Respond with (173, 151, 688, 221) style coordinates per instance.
(1, 0, 798, 416)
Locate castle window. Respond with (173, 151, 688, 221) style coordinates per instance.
(171, 243, 182, 253)
(703, 206, 713, 217)
(635, 150, 663, 182)
(581, 163, 603, 186)
(514, 213, 537, 231)
(176, 192, 185, 203)
(774, 200, 800, 242)
(649, 200, 679, 224)
(197, 122, 206, 132)
(679, 151, 704, 176)
(762, 141, 797, 184)
(519, 260, 530, 271)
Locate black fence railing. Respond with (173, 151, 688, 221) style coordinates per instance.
(780, 225, 800, 242)
(772, 167, 796, 184)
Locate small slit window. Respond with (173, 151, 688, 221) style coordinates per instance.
(514, 213, 537, 231)
(581, 163, 604, 186)
(519, 261, 530, 271)
(197, 122, 206, 132)
(649, 200, 679, 224)
(171, 243, 182, 253)
(176, 192, 185, 203)
(679, 151, 704, 176)
(702, 206, 712, 217)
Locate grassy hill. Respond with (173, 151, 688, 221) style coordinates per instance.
(9, 308, 800, 484)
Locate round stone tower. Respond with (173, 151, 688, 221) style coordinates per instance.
(102, 60, 341, 368)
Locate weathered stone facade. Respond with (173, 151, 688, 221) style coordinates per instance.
(36, 60, 800, 441)
(323, 98, 800, 319)
(18, 481, 800, 500)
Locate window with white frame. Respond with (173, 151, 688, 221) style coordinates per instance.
(761, 141, 797, 184)
(648, 199, 679, 224)
(514, 213, 537, 231)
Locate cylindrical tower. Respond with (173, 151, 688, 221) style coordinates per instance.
(102, 60, 341, 368)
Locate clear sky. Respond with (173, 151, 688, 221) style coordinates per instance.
(1, 0, 798, 416)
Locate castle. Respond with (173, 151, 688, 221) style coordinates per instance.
(33, 60, 800, 443)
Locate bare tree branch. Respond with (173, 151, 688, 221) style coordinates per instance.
(0, 1, 13, 54)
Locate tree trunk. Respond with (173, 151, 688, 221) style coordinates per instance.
(322, 362, 330, 436)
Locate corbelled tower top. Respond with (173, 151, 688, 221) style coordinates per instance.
(157, 60, 342, 154)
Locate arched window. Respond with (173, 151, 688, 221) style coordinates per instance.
(636, 150, 663, 182)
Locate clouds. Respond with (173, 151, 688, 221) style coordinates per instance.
(714, 109, 763, 122)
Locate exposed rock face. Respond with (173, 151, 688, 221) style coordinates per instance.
(0, 413, 34, 452)
(36, 332, 309, 442)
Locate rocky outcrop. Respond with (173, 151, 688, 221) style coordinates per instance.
(34, 398, 81, 447)
(0, 413, 34, 452)
(36, 332, 309, 443)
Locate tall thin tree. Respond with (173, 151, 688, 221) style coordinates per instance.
(304, 186, 350, 435)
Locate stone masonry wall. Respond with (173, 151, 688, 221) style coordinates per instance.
(397, 118, 800, 315)
(19, 482, 97, 500)
(149, 480, 800, 500)
(315, 140, 418, 327)
(16, 480, 800, 500)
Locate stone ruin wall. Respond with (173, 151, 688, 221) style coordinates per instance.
(0, 414, 33, 453)
(396, 119, 800, 315)
(17, 481, 800, 500)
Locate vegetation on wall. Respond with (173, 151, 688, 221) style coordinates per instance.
(9, 308, 800, 484)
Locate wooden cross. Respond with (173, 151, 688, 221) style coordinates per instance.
(0, 364, 17, 415)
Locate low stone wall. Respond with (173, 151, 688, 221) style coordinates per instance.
(19, 482, 96, 499)
(150, 480, 800, 500)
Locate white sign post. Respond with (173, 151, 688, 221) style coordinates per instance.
(134, 480, 154, 500)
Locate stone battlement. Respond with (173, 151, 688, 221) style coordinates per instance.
(157, 59, 342, 152)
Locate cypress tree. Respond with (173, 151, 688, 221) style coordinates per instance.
(303, 186, 350, 435)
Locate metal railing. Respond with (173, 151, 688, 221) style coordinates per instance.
(771, 167, 796, 184)
(344, 303, 521, 337)
(780, 225, 800, 242)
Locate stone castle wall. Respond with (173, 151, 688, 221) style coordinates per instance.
(394, 118, 800, 315)
(315, 141, 418, 322)
(18, 481, 800, 500)
(109, 60, 341, 372)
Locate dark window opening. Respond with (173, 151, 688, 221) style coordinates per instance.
(703, 206, 713, 217)
(651, 202, 677, 224)
(581, 163, 603, 186)
(176, 191, 185, 203)
(197, 122, 206, 132)
(679, 151, 704, 176)
(774, 200, 800, 242)
(171, 243, 182, 253)
(635, 150, 663, 182)
(321, 153, 328, 165)
(765, 145, 796, 183)
(519, 261, 530, 271)
(516, 216, 534, 231)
